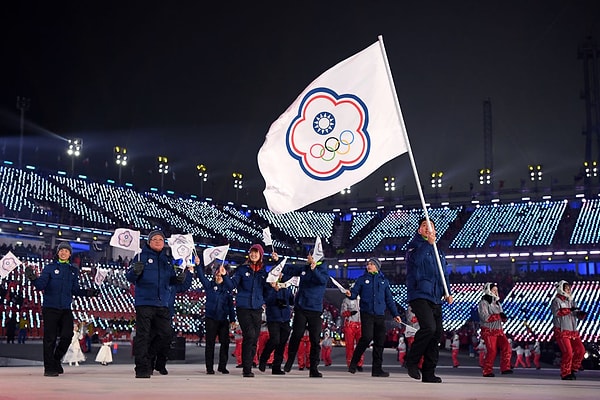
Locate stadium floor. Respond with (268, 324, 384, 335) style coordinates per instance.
(1, 342, 598, 400)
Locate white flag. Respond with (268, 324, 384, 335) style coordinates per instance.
(329, 276, 347, 294)
(262, 227, 273, 246)
(312, 237, 324, 264)
(282, 276, 300, 287)
(258, 39, 408, 213)
(94, 268, 110, 285)
(202, 244, 230, 267)
(0, 251, 22, 279)
(267, 257, 287, 283)
(109, 228, 141, 255)
(168, 234, 195, 266)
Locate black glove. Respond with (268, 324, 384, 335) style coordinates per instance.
(350, 310, 358, 316)
(576, 310, 587, 320)
(132, 262, 145, 275)
(499, 312, 508, 322)
(276, 299, 287, 308)
(86, 288, 100, 297)
(175, 269, 186, 283)
(25, 266, 37, 281)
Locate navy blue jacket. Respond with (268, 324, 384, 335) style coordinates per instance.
(126, 244, 180, 307)
(197, 271, 236, 322)
(405, 233, 451, 305)
(32, 260, 89, 309)
(264, 284, 294, 323)
(223, 263, 268, 310)
(167, 270, 193, 317)
(348, 271, 399, 317)
(281, 262, 328, 313)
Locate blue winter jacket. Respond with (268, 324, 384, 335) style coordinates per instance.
(264, 284, 294, 323)
(348, 271, 399, 317)
(281, 262, 328, 313)
(126, 244, 180, 307)
(32, 260, 88, 309)
(223, 264, 268, 310)
(197, 271, 236, 322)
(167, 270, 193, 317)
(405, 233, 451, 305)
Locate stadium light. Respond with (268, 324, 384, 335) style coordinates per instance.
(197, 164, 208, 197)
(232, 172, 243, 202)
(528, 164, 543, 181)
(67, 138, 83, 177)
(158, 156, 169, 192)
(383, 176, 396, 192)
(479, 168, 491, 185)
(430, 171, 443, 188)
(114, 146, 127, 185)
(584, 161, 597, 178)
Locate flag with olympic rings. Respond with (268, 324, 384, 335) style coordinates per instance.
(258, 37, 408, 214)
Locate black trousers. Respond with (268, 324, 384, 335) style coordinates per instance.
(350, 312, 386, 372)
(236, 308, 262, 373)
(133, 306, 172, 375)
(259, 320, 291, 370)
(286, 308, 322, 371)
(205, 317, 230, 370)
(42, 307, 73, 373)
(405, 299, 443, 378)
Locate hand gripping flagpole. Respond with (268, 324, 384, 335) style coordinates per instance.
(377, 35, 450, 299)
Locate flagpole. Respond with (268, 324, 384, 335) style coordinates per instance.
(377, 35, 450, 298)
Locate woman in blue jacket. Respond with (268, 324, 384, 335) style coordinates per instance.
(223, 243, 272, 377)
(197, 262, 236, 374)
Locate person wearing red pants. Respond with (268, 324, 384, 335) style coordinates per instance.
(476, 339, 486, 368)
(397, 336, 407, 366)
(340, 296, 363, 371)
(477, 282, 512, 377)
(450, 333, 460, 368)
(405, 305, 423, 369)
(551, 280, 587, 380)
(531, 340, 541, 369)
(320, 332, 333, 366)
(297, 330, 311, 370)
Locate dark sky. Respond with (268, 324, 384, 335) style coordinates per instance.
(2, 1, 599, 209)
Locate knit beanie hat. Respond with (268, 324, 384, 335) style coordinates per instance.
(367, 257, 381, 270)
(57, 241, 72, 253)
(148, 230, 165, 242)
(249, 244, 264, 258)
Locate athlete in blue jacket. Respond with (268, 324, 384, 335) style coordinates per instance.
(346, 257, 401, 377)
(405, 218, 453, 383)
(25, 241, 99, 376)
(282, 250, 329, 378)
(126, 230, 188, 378)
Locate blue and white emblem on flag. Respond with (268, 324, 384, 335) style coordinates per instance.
(287, 88, 370, 181)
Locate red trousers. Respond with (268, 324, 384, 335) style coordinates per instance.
(344, 322, 363, 367)
(257, 331, 273, 364)
(481, 328, 511, 375)
(451, 349, 460, 367)
(297, 338, 310, 369)
(321, 346, 332, 366)
(554, 328, 585, 378)
(398, 350, 406, 364)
